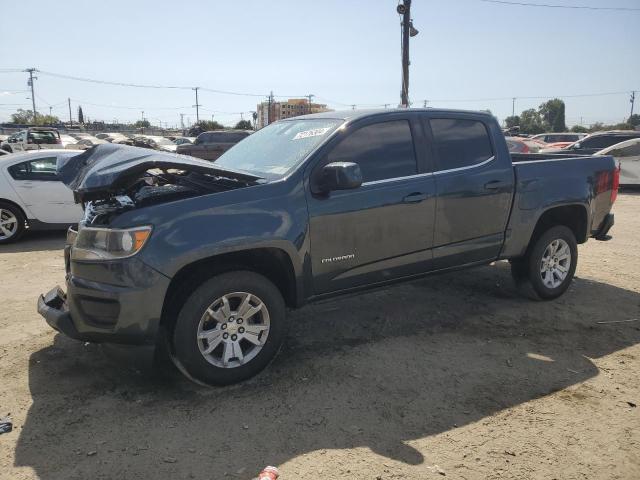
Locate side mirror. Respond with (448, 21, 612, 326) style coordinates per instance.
(319, 162, 363, 192)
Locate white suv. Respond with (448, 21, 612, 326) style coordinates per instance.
(1, 127, 62, 154)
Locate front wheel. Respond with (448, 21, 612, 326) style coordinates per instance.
(525, 225, 578, 300)
(173, 271, 288, 385)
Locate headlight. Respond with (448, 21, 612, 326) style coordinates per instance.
(72, 226, 152, 261)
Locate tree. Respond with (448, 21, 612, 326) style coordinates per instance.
(234, 119, 253, 130)
(134, 120, 150, 128)
(629, 114, 640, 127)
(10, 109, 34, 124)
(198, 120, 225, 131)
(570, 125, 589, 133)
(504, 115, 520, 128)
(519, 109, 545, 134)
(538, 98, 566, 132)
(9, 109, 59, 125)
(78, 106, 85, 124)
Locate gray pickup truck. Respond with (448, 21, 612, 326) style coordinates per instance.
(176, 130, 251, 161)
(38, 109, 618, 385)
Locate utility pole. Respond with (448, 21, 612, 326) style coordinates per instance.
(631, 91, 636, 118)
(25, 68, 37, 122)
(351, 104, 356, 110)
(307, 94, 314, 114)
(193, 87, 201, 123)
(141, 111, 145, 134)
(398, 0, 417, 108)
(384, 104, 390, 109)
(49, 106, 52, 117)
(211, 114, 215, 123)
(180, 113, 185, 130)
(267, 91, 273, 125)
(423, 100, 428, 108)
(68, 98, 72, 126)
(512, 97, 516, 117)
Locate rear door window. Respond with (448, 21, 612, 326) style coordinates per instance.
(430, 118, 494, 171)
(581, 135, 635, 149)
(326, 120, 417, 182)
(8, 157, 58, 181)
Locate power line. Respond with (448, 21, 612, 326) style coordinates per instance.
(32, 69, 304, 98)
(37, 70, 191, 90)
(477, 0, 640, 12)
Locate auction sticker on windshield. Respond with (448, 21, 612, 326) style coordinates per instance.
(293, 127, 331, 140)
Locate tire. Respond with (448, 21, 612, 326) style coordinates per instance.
(173, 271, 288, 386)
(523, 225, 578, 300)
(0, 201, 26, 244)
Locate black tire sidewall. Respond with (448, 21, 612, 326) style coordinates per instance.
(173, 271, 287, 386)
(527, 225, 578, 300)
(0, 202, 25, 244)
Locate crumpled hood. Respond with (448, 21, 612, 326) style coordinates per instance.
(57, 143, 260, 203)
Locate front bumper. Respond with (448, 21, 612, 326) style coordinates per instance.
(38, 287, 84, 340)
(37, 250, 171, 345)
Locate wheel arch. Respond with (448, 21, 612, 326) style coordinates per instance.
(531, 203, 588, 246)
(160, 247, 298, 338)
(0, 197, 29, 223)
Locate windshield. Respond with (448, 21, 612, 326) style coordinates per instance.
(215, 119, 343, 178)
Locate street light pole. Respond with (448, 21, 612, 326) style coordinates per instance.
(399, 0, 412, 108)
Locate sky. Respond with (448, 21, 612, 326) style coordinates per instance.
(1, 0, 639, 128)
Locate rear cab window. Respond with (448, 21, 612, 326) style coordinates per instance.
(429, 118, 494, 171)
(326, 120, 418, 182)
(27, 130, 59, 145)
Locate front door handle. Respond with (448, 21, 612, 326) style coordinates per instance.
(484, 180, 509, 190)
(403, 192, 429, 203)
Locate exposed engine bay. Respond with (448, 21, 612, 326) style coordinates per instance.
(82, 169, 258, 226)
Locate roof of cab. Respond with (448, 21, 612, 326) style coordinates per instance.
(289, 108, 496, 122)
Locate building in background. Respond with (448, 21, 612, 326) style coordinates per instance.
(256, 98, 332, 129)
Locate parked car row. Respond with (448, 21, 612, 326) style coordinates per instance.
(1, 128, 198, 154)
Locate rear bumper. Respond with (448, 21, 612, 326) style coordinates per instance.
(594, 213, 614, 241)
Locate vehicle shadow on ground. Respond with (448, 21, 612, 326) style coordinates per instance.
(1, 230, 66, 253)
(14, 263, 640, 479)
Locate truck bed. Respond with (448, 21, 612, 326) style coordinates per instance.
(500, 152, 617, 259)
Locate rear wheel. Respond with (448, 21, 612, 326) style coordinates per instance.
(517, 225, 578, 300)
(0, 202, 26, 244)
(173, 271, 287, 385)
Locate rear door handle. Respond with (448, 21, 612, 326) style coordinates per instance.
(484, 180, 509, 190)
(403, 192, 429, 203)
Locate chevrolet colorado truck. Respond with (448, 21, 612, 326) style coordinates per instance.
(38, 109, 618, 385)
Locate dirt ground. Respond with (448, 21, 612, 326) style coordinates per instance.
(1, 193, 639, 480)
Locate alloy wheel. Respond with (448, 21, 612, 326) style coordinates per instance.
(539, 238, 571, 289)
(196, 292, 270, 368)
(0, 209, 18, 240)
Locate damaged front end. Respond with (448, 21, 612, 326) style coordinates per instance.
(40, 144, 264, 345)
(57, 143, 262, 226)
